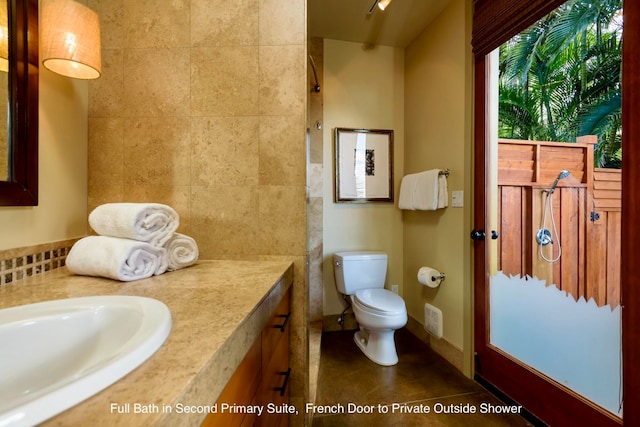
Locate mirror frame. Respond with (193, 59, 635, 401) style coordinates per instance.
(0, 0, 38, 206)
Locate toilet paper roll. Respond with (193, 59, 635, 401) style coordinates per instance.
(417, 267, 443, 288)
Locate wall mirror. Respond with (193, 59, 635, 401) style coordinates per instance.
(0, 0, 38, 206)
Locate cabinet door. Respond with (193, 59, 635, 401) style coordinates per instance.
(260, 290, 291, 427)
(202, 338, 261, 427)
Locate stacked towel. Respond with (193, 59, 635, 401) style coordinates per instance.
(66, 236, 168, 281)
(163, 233, 199, 271)
(89, 203, 179, 247)
(398, 169, 448, 210)
(68, 203, 200, 282)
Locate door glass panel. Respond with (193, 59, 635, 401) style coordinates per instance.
(487, 0, 623, 417)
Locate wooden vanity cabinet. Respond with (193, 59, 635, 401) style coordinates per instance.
(202, 289, 291, 427)
(260, 290, 291, 427)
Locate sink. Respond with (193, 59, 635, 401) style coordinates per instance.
(0, 295, 172, 427)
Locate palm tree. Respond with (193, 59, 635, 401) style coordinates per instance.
(498, 0, 622, 167)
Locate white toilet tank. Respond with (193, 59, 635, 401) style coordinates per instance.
(334, 251, 388, 295)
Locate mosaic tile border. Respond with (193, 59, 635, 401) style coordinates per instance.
(0, 238, 80, 286)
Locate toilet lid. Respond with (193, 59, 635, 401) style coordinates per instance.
(354, 289, 406, 314)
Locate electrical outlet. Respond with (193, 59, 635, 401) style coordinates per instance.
(391, 284, 399, 294)
(452, 191, 464, 207)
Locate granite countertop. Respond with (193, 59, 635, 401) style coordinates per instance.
(0, 260, 294, 426)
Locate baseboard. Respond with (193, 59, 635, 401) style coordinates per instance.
(405, 315, 464, 372)
(322, 313, 464, 373)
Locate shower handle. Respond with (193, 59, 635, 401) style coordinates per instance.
(536, 228, 553, 246)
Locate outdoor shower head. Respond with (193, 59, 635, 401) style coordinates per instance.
(549, 170, 570, 194)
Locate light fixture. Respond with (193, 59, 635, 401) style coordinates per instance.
(377, 0, 393, 11)
(0, 2, 8, 72)
(368, 0, 394, 14)
(41, 0, 102, 79)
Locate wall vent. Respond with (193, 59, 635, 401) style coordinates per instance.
(424, 303, 443, 339)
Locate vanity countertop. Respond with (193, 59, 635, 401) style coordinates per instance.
(0, 260, 294, 426)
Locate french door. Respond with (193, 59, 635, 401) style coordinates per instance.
(472, 1, 639, 425)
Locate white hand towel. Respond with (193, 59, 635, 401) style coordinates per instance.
(66, 236, 168, 282)
(399, 174, 418, 210)
(164, 233, 199, 271)
(413, 170, 440, 210)
(89, 203, 179, 247)
(438, 174, 449, 208)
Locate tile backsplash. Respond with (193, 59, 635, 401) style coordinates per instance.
(0, 239, 79, 286)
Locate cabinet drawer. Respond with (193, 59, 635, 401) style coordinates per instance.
(260, 322, 290, 427)
(262, 290, 291, 364)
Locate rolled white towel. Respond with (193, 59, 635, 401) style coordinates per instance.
(66, 236, 168, 282)
(164, 233, 199, 271)
(89, 203, 179, 247)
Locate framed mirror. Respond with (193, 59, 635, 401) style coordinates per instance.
(0, 0, 38, 206)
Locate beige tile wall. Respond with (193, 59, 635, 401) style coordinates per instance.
(86, 0, 308, 421)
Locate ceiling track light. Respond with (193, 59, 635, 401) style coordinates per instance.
(368, 0, 393, 14)
(378, 0, 393, 11)
(367, 0, 379, 14)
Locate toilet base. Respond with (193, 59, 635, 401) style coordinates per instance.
(353, 328, 399, 366)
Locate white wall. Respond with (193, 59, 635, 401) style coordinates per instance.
(403, 0, 473, 373)
(322, 39, 405, 316)
(0, 68, 88, 250)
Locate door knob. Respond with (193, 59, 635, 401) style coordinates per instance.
(470, 229, 486, 241)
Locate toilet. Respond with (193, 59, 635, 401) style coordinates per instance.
(333, 251, 407, 366)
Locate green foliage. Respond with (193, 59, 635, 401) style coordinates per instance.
(498, 0, 622, 167)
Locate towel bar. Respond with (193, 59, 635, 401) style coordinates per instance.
(439, 169, 450, 177)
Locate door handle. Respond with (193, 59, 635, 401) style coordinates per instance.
(470, 230, 499, 241)
(470, 229, 486, 241)
(275, 368, 291, 396)
(273, 312, 291, 332)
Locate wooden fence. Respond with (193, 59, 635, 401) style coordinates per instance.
(497, 136, 621, 308)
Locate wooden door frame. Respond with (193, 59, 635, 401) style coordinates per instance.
(620, 0, 640, 425)
(472, 1, 638, 425)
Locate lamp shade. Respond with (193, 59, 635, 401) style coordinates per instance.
(0, 2, 8, 72)
(41, 0, 101, 79)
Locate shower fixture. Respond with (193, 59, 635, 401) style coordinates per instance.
(309, 55, 320, 93)
(548, 169, 570, 195)
(537, 170, 571, 263)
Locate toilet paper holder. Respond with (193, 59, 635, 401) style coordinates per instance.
(417, 266, 446, 287)
(431, 272, 446, 282)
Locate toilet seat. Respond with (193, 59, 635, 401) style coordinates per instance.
(354, 289, 406, 315)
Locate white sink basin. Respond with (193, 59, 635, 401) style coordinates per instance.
(0, 295, 172, 427)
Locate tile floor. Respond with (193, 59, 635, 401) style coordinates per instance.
(312, 328, 535, 426)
